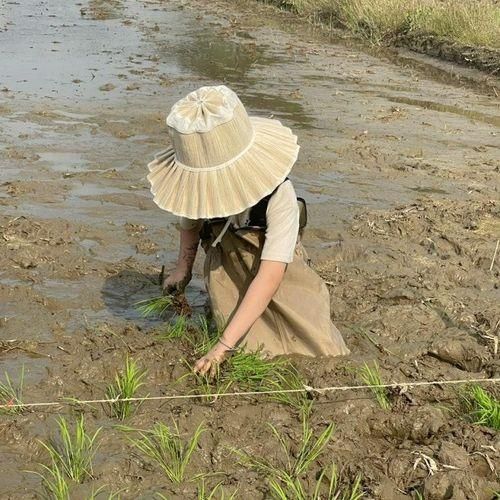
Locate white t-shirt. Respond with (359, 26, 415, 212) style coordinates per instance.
(179, 180, 300, 263)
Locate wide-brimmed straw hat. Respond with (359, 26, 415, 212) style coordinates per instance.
(147, 85, 300, 220)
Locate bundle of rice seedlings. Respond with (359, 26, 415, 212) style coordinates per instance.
(31, 460, 70, 500)
(189, 315, 221, 356)
(269, 463, 364, 500)
(127, 421, 205, 483)
(158, 315, 189, 340)
(235, 415, 355, 498)
(358, 361, 391, 410)
(236, 415, 334, 480)
(0, 366, 24, 414)
(261, 364, 312, 418)
(38, 415, 101, 483)
(226, 350, 288, 391)
(106, 357, 147, 420)
(134, 295, 174, 319)
(462, 385, 499, 430)
(197, 479, 238, 499)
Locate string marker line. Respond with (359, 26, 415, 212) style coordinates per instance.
(0, 377, 498, 410)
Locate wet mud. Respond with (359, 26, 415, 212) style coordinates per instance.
(0, 0, 499, 498)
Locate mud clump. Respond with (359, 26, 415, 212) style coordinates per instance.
(429, 328, 488, 372)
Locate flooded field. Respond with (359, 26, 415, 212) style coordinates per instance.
(0, 0, 499, 498)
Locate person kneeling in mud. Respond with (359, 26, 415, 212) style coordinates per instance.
(147, 85, 349, 376)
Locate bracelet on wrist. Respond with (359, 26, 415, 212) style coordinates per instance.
(218, 338, 237, 351)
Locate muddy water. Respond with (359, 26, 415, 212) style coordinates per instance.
(0, 0, 499, 497)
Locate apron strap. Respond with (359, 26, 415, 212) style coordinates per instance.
(211, 218, 232, 247)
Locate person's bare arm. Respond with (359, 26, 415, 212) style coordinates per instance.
(163, 227, 200, 295)
(194, 260, 286, 375)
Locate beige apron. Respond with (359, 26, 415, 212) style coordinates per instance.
(202, 222, 350, 358)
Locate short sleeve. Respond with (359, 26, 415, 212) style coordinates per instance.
(261, 180, 299, 263)
(179, 217, 203, 231)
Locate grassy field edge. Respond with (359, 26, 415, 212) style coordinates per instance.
(259, 0, 500, 74)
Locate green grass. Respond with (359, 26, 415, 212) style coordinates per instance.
(106, 357, 147, 420)
(0, 366, 24, 414)
(235, 415, 335, 490)
(462, 385, 500, 430)
(135, 295, 173, 318)
(358, 361, 391, 410)
(128, 421, 205, 483)
(39, 415, 101, 483)
(265, 0, 500, 48)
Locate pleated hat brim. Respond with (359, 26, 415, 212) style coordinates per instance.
(147, 117, 300, 220)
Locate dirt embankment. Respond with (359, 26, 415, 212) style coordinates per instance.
(260, 0, 500, 75)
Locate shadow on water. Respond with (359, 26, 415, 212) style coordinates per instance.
(101, 269, 207, 323)
(101, 269, 163, 322)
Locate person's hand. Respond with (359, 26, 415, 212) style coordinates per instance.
(162, 268, 192, 296)
(193, 342, 232, 378)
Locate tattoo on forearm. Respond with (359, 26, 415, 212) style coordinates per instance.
(181, 242, 199, 265)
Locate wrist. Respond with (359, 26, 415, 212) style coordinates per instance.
(174, 264, 191, 276)
(218, 338, 236, 351)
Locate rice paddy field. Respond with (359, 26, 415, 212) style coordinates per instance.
(0, 0, 499, 498)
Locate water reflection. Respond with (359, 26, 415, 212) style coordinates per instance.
(175, 33, 275, 83)
(82, 0, 125, 20)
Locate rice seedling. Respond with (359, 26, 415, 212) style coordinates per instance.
(462, 385, 500, 430)
(135, 295, 173, 319)
(191, 370, 234, 403)
(261, 364, 312, 418)
(158, 315, 189, 340)
(31, 460, 70, 500)
(268, 463, 364, 500)
(128, 421, 205, 483)
(106, 357, 147, 420)
(358, 361, 391, 410)
(87, 486, 123, 499)
(197, 479, 238, 499)
(227, 350, 288, 391)
(0, 365, 24, 414)
(189, 315, 221, 356)
(39, 415, 101, 483)
(235, 414, 335, 482)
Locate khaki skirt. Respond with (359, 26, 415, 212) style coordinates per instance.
(202, 222, 350, 358)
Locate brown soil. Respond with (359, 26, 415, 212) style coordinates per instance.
(0, 0, 498, 498)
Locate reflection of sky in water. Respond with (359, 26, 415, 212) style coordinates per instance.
(0, 0, 139, 98)
(154, 25, 316, 129)
(0, 0, 316, 128)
